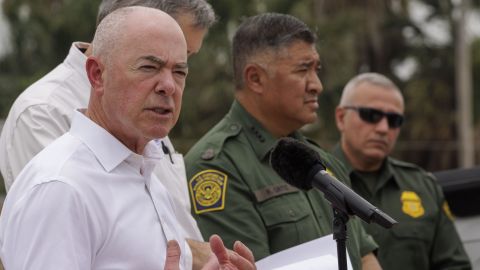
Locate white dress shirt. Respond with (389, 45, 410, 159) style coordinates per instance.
(0, 42, 202, 240)
(0, 111, 192, 270)
(152, 139, 203, 240)
(0, 42, 90, 190)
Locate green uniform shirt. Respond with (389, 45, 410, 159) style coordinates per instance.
(332, 144, 471, 270)
(185, 101, 377, 269)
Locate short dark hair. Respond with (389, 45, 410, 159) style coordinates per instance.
(232, 13, 316, 90)
(97, 0, 216, 28)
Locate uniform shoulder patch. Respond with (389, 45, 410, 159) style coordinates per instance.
(442, 201, 455, 221)
(189, 169, 228, 214)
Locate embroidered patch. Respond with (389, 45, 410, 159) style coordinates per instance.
(401, 191, 425, 218)
(442, 201, 455, 221)
(189, 169, 227, 214)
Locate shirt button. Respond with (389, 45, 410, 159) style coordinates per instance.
(201, 148, 215, 160)
(288, 209, 296, 217)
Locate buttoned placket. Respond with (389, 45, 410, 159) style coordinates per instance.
(143, 156, 187, 270)
(125, 148, 186, 269)
(143, 158, 176, 238)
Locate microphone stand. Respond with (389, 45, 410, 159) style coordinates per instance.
(332, 208, 349, 270)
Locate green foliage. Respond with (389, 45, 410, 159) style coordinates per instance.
(0, 0, 479, 170)
(0, 0, 98, 118)
(1, 0, 97, 74)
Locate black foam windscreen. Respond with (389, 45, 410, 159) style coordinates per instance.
(270, 137, 324, 190)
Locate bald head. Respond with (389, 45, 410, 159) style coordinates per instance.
(86, 6, 188, 154)
(339, 73, 403, 107)
(92, 6, 187, 65)
(95, 1, 215, 57)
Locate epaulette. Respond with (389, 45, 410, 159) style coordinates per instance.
(199, 122, 242, 161)
(389, 157, 434, 180)
(389, 157, 421, 170)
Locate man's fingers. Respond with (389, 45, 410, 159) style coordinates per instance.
(164, 240, 181, 270)
(208, 235, 256, 270)
(229, 252, 256, 270)
(233, 240, 255, 265)
(209, 234, 230, 264)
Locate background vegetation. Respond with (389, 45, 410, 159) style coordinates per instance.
(1, 0, 479, 175)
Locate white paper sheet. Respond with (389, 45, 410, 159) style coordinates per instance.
(255, 234, 352, 270)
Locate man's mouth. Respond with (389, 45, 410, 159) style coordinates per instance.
(146, 107, 173, 115)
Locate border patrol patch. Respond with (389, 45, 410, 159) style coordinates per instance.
(443, 201, 455, 221)
(189, 169, 227, 214)
(401, 191, 425, 218)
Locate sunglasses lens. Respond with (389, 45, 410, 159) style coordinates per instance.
(387, 114, 404, 128)
(358, 108, 383, 124)
(355, 107, 404, 128)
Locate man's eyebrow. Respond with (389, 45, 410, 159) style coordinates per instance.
(175, 62, 189, 70)
(138, 56, 188, 70)
(139, 55, 166, 66)
(298, 59, 317, 67)
(296, 59, 322, 70)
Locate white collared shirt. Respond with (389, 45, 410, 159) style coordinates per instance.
(0, 42, 202, 241)
(0, 111, 192, 269)
(152, 139, 203, 240)
(0, 42, 90, 191)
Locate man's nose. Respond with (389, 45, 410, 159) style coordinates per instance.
(375, 117, 390, 133)
(154, 71, 176, 96)
(308, 71, 323, 94)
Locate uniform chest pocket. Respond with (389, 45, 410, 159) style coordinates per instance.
(391, 221, 434, 241)
(379, 221, 435, 269)
(256, 193, 317, 254)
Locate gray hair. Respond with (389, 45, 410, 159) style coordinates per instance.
(97, 0, 216, 28)
(339, 72, 402, 106)
(232, 13, 316, 90)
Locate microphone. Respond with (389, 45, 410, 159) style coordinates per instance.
(270, 137, 397, 229)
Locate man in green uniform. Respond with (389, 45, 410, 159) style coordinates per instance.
(332, 72, 471, 269)
(185, 13, 382, 270)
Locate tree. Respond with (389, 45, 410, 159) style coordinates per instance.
(0, 0, 478, 171)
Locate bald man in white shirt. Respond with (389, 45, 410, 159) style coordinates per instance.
(0, 7, 254, 270)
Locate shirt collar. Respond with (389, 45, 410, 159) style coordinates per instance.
(383, 157, 404, 189)
(332, 143, 355, 175)
(227, 100, 307, 161)
(332, 143, 401, 189)
(69, 110, 164, 173)
(64, 42, 90, 89)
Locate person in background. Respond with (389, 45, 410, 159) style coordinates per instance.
(0, 0, 216, 267)
(332, 72, 471, 270)
(185, 13, 382, 270)
(0, 7, 254, 270)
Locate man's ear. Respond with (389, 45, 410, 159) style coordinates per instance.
(244, 63, 267, 94)
(335, 106, 346, 131)
(85, 57, 104, 95)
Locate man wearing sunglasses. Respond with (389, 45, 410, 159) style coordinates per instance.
(332, 72, 471, 270)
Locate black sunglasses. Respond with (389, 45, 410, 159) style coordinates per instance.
(343, 106, 404, 128)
